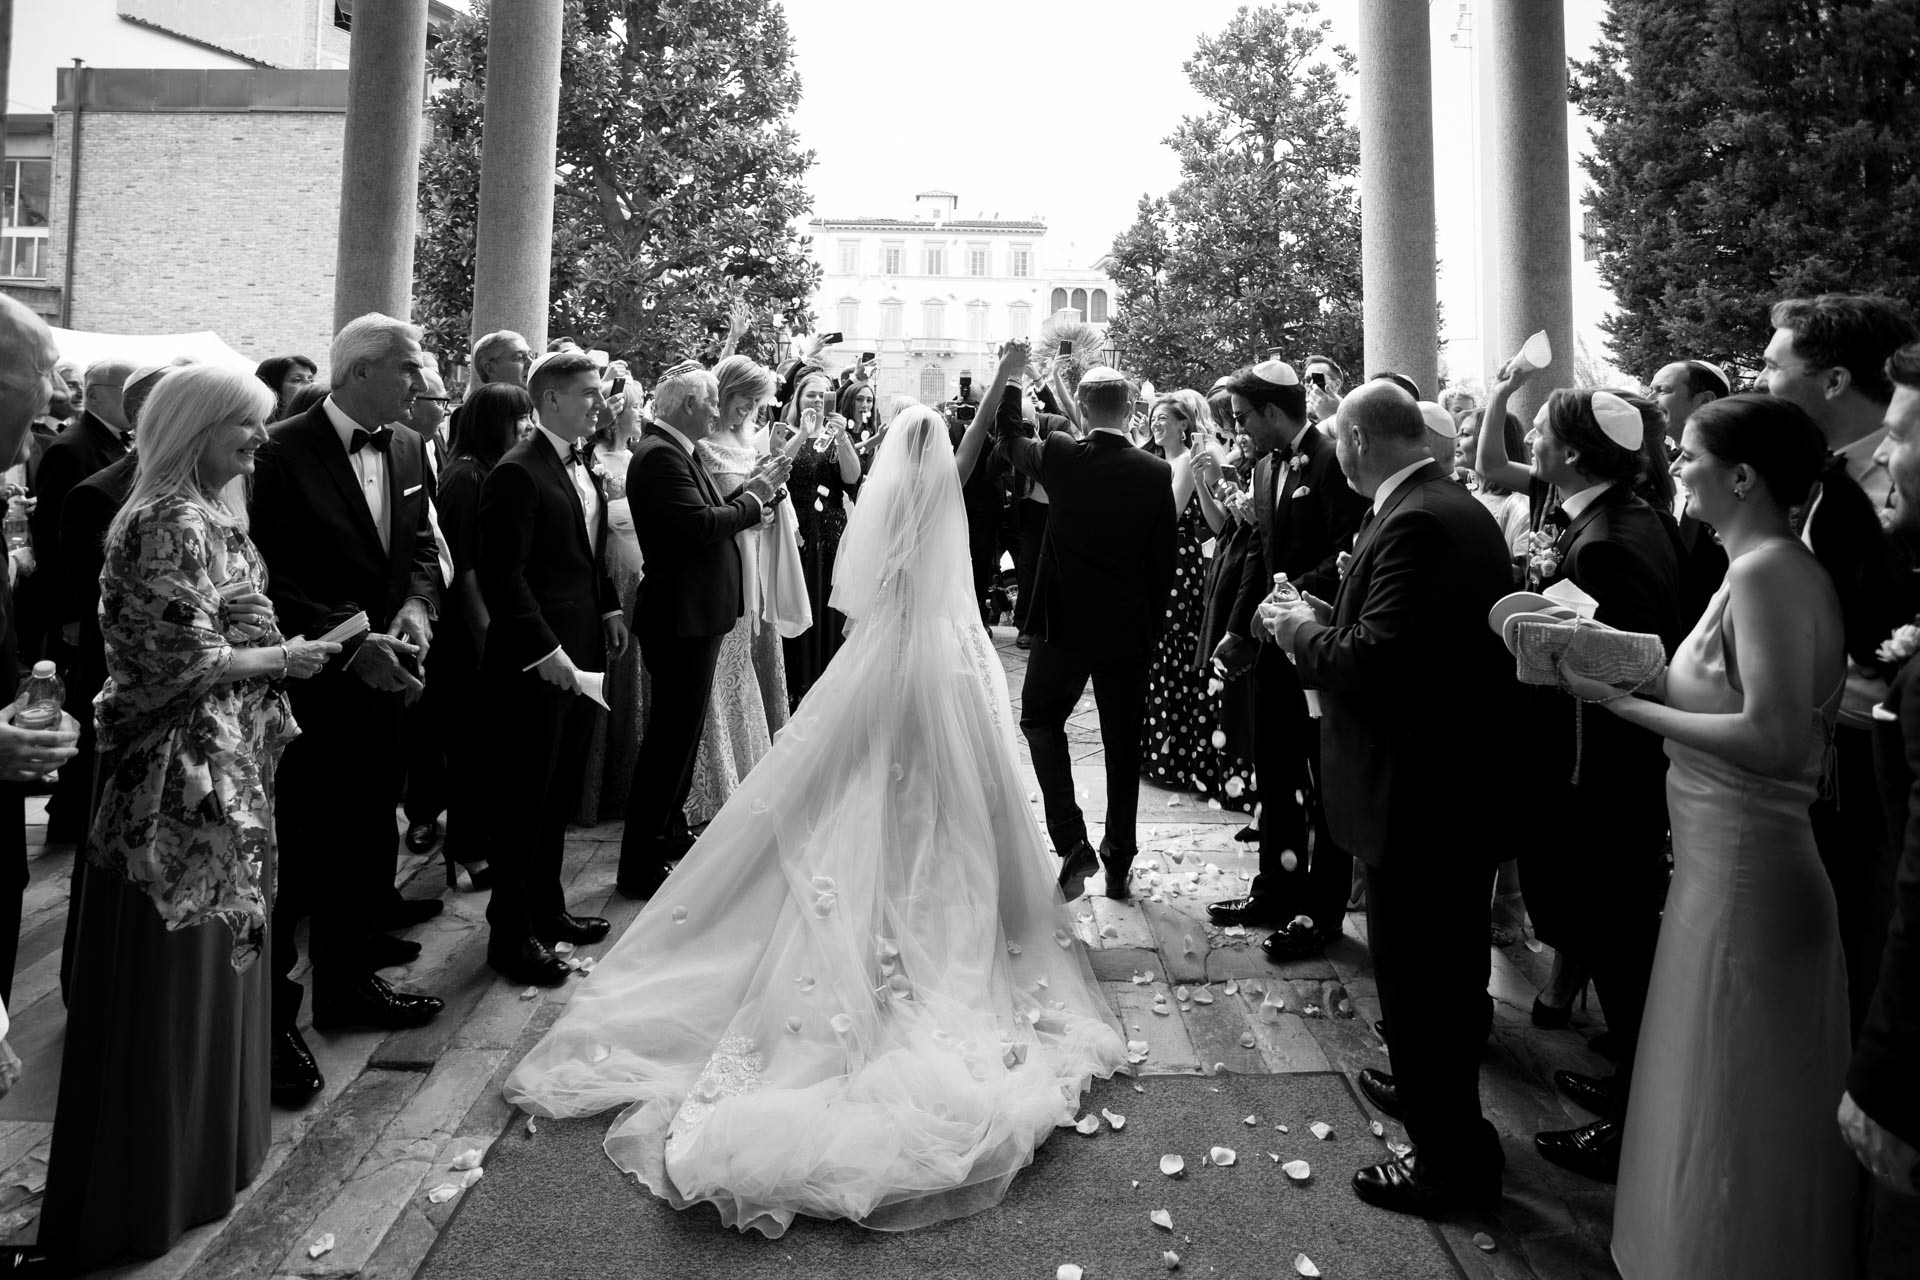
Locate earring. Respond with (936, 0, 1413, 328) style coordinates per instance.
(1734, 487, 1747, 500)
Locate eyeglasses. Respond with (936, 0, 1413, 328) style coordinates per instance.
(416, 395, 450, 404)
(1229, 408, 1253, 428)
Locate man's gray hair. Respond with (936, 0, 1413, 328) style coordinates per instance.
(331, 313, 421, 383)
(470, 330, 526, 380)
(654, 366, 716, 420)
(83, 357, 137, 390)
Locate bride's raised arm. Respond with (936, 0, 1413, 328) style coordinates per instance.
(957, 340, 1029, 486)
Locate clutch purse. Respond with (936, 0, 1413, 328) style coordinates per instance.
(1511, 617, 1666, 697)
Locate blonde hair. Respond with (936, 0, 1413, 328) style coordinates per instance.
(108, 364, 274, 548)
(1151, 388, 1215, 445)
(713, 355, 777, 411)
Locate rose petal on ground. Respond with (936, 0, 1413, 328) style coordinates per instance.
(1294, 1252, 1321, 1276)
(524, 1115, 538, 1136)
(1099, 922, 1119, 938)
(1191, 988, 1214, 1005)
(1160, 1154, 1185, 1177)
(1310, 1122, 1333, 1140)
(1210, 1146, 1237, 1166)
(1074, 1113, 1101, 1135)
(1223, 979, 1239, 995)
(551, 941, 575, 955)
(450, 1148, 483, 1171)
(459, 1167, 484, 1188)
(308, 1234, 336, 1259)
(427, 1184, 459, 1204)
(1057, 1267, 1085, 1280)
(1164, 1248, 1182, 1269)
(1239, 1032, 1257, 1048)
(1282, 1159, 1311, 1181)
(670, 906, 688, 923)
(519, 986, 539, 1001)
(1369, 1119, 1384, 1137)
(1151, 1208, 1174, 1230)
(1102, 1108, 1127, 1130)
(1473, 1232, 1497, 1252)
(1243, 1114, 1258, 1126)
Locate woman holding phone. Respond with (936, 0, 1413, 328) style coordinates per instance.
(771, 366, 862, 705)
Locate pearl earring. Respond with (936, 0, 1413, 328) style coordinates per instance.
(1734, 488, 1747, 500)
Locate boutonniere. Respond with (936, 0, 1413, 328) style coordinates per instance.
(1525, 529, 1562, 585)
(1287, 453, 1308, 473)
(1336, 549, 1353, 580)
(1877, 619, 1920, 666)
(1291, 485, 1312, 500)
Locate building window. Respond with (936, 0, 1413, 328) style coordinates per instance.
(1070, 288, 1088, 316)
(1, 159, 51, 280)
(1010, 247, 1031, 278)
(883, 244, 904, 275)
(1008, 302, 1031, 340)
(924, 245, 946, 276)
(967, 245, 989, 277)
(966, 301, 989, 342)
(1050, 287, 1069, 313)
(881, 299, 903, 338)
(837, 299, 859, 335)
(919, 365, 948, 404)
(1583, 211, 1600, 263)
(922, 300, 946, 340)
(837, 240, 860, 275)
(1089, 289, 1109, 323)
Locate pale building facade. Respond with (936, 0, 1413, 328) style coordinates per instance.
(806, 190, 1119, 405)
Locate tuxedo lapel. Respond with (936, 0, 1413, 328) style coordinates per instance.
(1346, 462, 1438, 570)
(301, 409, 386, 554)
(1556, 483, 1626, 556)
(534, 431, 596, 564)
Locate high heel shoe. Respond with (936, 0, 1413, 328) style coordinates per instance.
(442, 847, 493, 892)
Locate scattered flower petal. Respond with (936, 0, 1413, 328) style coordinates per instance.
(1007, 941, 1023, 955)
(1057, 1267, 1085, 1280)
(1175, 985, 1191, 1002)
(552, 941, 575, 956)
(1099, 922, 1119, 938)
(1074, 1113, 1101, 1135)
(524, 1115, 537, 1135)
(1160, 1153, 1185, 1177)
(1294, 1251, 1321, 1276)
(1473, 1232, 1497, 1252)
(1239, 1032, 1257, 1048)
(786, 1017, 803, 1034)
(1163, 1249, 1182, 1270)
(1191, 987, 1214, 1005)
(450, 1148, 483, 1171)
(460, 1167, 484, 1188)
(1151, 1208, 1174, 1230)
(1210, 1146, 1238, 1166)
(1102, 1108, 1127, 1130)
(519, 986, 540, 1001)
(794, 975, 816, 994)
(1054, 929, 1073, 949)
(1211, 1062, 1228, 1076)
(1310, 1122, 1333, 1140)
(427, 1183, 459, 1204)
(1283, 1159, 1312, 1181)
(1388, 1139, 1412, 1159)
(830, 1013, 853, 1035)
(1244, 1114, 1259, 1126)
(1223, 979, 1239, 995)
(1276, 1124, 1289, 1133)
(308, 1234, 336, 1259)
(670, 906, 688, 924)
(1280, 848, 1300, 872)
(1369, 1120, 1384, 1138)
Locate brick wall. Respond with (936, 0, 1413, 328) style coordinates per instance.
(47, 108, 347, 373)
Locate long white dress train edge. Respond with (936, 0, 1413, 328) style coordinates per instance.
(504, 410, 1127, 1238)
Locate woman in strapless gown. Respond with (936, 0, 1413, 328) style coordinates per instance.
(1564, 396, 1857, 1279)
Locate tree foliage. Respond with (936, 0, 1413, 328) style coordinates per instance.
(1105, 2, 1362, 389)
(1571, 0, 1920, 378)
(415, 0, 820, 375)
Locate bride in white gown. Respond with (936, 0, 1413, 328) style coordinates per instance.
(505, 405, 1127, 1238)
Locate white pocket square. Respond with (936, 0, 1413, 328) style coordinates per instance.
(403, 484, 423, 497)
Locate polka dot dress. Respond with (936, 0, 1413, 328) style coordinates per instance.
(1142, 496, 1244, 804)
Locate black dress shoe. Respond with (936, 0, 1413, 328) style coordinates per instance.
(405, 820, 442, 854)
(1015, 632, 1032, 650)
(311, 973, 445, 1032)
(368, 933, 422, 969)
(1352, 1156, 1500, 1216)
(1232, 824, 1259, 843)
(537, 913, 611, 947)
(1206, 896, 1291, 927)
(1357, 1067, 1405, 1120)
(1535, 1117, 1621, 1182)
(376, 896, 445, 931)
(488, 936, 571, 987)
(1057, 840, 1099, 901)
(617, 861, 673, 900)
(270, 1027, 324, 1108)
(1554, 1069, 1618, 1116)
(1261, 918, 1330, 962)
(1098, 840, 1135, 900)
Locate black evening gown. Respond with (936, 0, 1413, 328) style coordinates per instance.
(781, 442, 861, 707)
(1190, 514, 1260, 812)
(1141, 483, 1231, 798)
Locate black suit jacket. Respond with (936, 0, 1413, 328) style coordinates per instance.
(1856, 657, 1920, 1149)
(31, 412, 129, 583)
(1228, 425, 1371, 638)
(56, 452, 136, 634)
(249, 401, 442, 641)
(1288, 462, 1516, 868)
(478, 433, 618, 674)
(998, 426, 1176, 664)
(627, 423, 762, 642)
(1528, 484, 1684, 802)
(1804, 459, 1912, 674)
(1676, 513, 1729, 632)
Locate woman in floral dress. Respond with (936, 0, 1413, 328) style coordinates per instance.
(40, 365, 339, 1270)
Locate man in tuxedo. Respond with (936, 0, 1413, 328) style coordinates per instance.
(478, 351, 624, 984)
(618, 361, 789, 897)
(401, 361, 456, 857)
(1764, 292, 1920, 1035)
(1851, 342, 1920, 1275)
(1649, 358, 1731, 629)
(448, 329, 533, 451)
(32, 358, 135, 843)
(1207, 361, 1370, 960)
(996, 366, 1176, 899)
(1264, 381, 1514, 1215)
(250, 313, 446, 1105)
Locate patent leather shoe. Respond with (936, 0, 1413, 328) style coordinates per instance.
(1098, 840, 1135, 900)
(616, 861, 673, 900)
(1206, 896, 1290, 928)
(1352, 1155, 1500, 1216)
(1057, 840, 1099, 901)
(1261, 917, 1331, 962)
(405, 820, 441, 854)
(1357, 1067, 1405, 1120)
(376, 896, 445, 931)
(368, 933, 421, 969)
(270, 1027, 324, 1109)
(311, 973, 445, 1032)
(1534, 1117, 1621, 1182)
(1554, 1069, 1618, 1116)
(487, 935, 571, 988)
(538, 913, 611, 947)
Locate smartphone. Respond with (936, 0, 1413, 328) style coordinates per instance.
(1307, 372, 1326, 390)
(819, 332, 844, 346)
(1058, 341, 1073, 358)
(861, 352, 877, 364)
(609, 375, 627, 399)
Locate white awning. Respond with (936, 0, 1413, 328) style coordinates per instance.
(48, 327, 256, 373)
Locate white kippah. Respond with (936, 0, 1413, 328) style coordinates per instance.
(1591, 390, 1644, 450)
(1077, 365, 1127, 386)
(1250, 359, 1300, 388)
(1418, 401, 1459, 439)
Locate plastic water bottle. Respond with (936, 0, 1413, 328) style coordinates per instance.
(3, 498, 28, 552)
(15, 661, 63, 732)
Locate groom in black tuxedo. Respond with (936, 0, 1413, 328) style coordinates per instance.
(996, 366, 1176, 899)
(250, 313, 446, 1103)
(618, 361, 789, 897)
(1206, 360, 1370, 960)
(478, 351, 625, 985)
(1265, 382, 1515, 1215)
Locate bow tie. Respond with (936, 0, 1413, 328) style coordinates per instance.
(563, 442, 588, 467)
(348, 426, 393, 454)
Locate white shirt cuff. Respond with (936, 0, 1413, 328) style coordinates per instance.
(523, 645, 563, 673)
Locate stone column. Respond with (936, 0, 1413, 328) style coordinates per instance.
(1357, 0, 1438, 397)
(469, 0, 564, 353)
(333, 0, 429, 331)
(1487, 0, 1574, 420)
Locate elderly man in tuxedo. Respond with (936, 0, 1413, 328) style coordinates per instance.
(996, 365, 1176, 899)
(250, 313, 446, 1106)
(1264, 381, 1515, 1216)
(478, 350, 625, 984)
(618, 361, 789, 898)
(1207, 360, 1370, 960)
